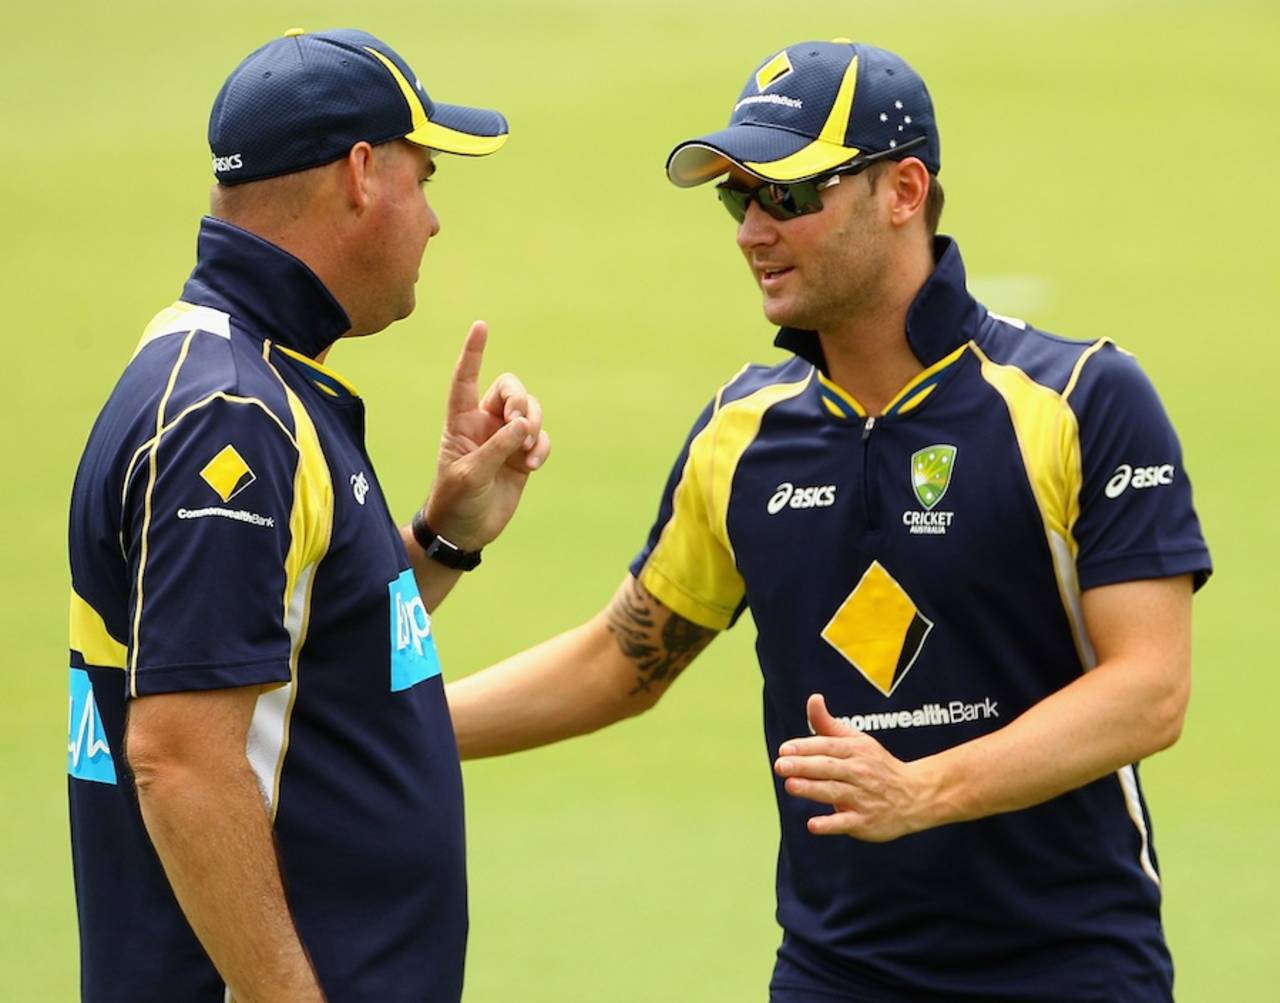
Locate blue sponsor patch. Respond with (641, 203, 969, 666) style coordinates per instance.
(68, 668, 117, 785)
(388, 569, 442, 692)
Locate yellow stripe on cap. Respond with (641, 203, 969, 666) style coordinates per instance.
(364, 48, 507, 156)
(819, 53, 859, 144)
(744, 53, 861, 181)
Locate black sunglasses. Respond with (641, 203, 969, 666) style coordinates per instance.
(715, 136, 927, 223)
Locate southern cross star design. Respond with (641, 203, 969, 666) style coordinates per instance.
(881, 99, 914, 148)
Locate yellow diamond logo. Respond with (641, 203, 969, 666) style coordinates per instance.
(821, 560, 933, 697)
(755, 50, 794, 92)
(199, 444, 255, 503)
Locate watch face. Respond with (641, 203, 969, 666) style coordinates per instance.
(429, 537, 482, 570)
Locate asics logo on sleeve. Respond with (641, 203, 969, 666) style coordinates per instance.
(1105, 463, 1175, 498)
(212, 153, 244, 173)
(768, 481, 837, 514)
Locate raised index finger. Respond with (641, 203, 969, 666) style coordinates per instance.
(447, 320, 488, 418)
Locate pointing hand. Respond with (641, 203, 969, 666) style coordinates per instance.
(421, 321, 551, 551)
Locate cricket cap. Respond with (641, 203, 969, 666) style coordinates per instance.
(208, 28, 509, 185)
(666, 39, 939, 187)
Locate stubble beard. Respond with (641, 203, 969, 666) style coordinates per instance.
(757, 194, 890, 335)
(764, 227, 890, 333)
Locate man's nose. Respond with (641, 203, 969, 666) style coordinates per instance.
(736, 198, 778, 251)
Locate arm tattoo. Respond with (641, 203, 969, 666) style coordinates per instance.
(605, 577, 716, 696)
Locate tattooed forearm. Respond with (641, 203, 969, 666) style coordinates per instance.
(605, 577, 716, 696)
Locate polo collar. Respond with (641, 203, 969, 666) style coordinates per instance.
(180, 216, 351, 359)
(774, 236, 981, 372)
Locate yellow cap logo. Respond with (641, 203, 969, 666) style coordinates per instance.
(755, 50, 794, 92)
(199, 445, 256, 503)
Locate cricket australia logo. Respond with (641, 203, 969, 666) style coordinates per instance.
(903, 444, 957, 535)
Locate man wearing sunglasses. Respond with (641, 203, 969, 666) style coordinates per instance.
(448, 39, 1209, 1001)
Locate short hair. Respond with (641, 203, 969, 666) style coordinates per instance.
(923, 173, 945, 236)
(208, 162, 327, 226)
(864, 160, 945, 237)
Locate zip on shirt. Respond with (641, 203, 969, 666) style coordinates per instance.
(862, 416, 880, 533)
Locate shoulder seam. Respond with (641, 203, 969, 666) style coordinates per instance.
(128, 331, 197, 695)
(701, 369, 813, 558)
(1062, 338, 1113, 403)
(120, 390, 300, 529)
(713, 363, 752, 415)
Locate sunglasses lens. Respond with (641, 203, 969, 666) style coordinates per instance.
(762, 181, 825, 219)
(758, 183, 797, 220)
(752, 181, 823, 220)
(716, 179, 825, 222)
(717, 187, 749, 223)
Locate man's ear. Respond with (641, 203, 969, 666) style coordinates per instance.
(889, 157, 930, 229)
(339, 141, 377, 213)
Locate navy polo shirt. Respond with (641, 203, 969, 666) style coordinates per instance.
(631, 237, 1211, 1002)
(67, 217, 466, 1002)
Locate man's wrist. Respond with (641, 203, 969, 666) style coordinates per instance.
(411, 509, 483, 571)
(910, 750, 973, 831)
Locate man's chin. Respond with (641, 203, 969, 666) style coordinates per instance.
(762, 297, 804, 330)
(393, 290, 417, 324)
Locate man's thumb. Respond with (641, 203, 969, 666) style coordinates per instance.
(470, 417, 530, 477)
(806, 693, 851, 736)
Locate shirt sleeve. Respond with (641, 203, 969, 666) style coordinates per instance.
(122, 395, 301, 696)
(629, 397, 747, 630)
(1069, 344, 1211, 591)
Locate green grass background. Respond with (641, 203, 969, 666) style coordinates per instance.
(3, 0, 1276, 998)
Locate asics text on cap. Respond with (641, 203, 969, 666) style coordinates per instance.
(208, 28, 509, 185)
(666, 39, 939, 188)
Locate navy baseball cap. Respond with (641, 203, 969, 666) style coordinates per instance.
(209, 28, 509, 185)
(667, 39, 939, 187)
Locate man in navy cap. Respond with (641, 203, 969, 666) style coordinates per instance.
(67, 28, 548, 1002)
(446, 39, 1210, 1000)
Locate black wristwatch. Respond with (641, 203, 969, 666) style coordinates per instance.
(410, 510, 483, 571)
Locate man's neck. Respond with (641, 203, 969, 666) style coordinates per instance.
(817, 240, 934, 416)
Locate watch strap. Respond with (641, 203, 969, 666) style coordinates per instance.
(410, 510, 483, 571)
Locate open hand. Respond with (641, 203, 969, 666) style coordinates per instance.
(774, 694, 931, 843)
(422, 321, 551, 551)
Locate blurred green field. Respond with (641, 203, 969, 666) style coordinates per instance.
(3, 0, 1276, 999)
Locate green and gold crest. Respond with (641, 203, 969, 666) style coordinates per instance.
(911, 445, 957, 510)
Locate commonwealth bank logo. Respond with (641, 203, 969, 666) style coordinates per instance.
(755, 50, 794, 91)
(911, 444, 956, 510)
(821, 560, 933, 697)
(200, 444, 256, 503)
